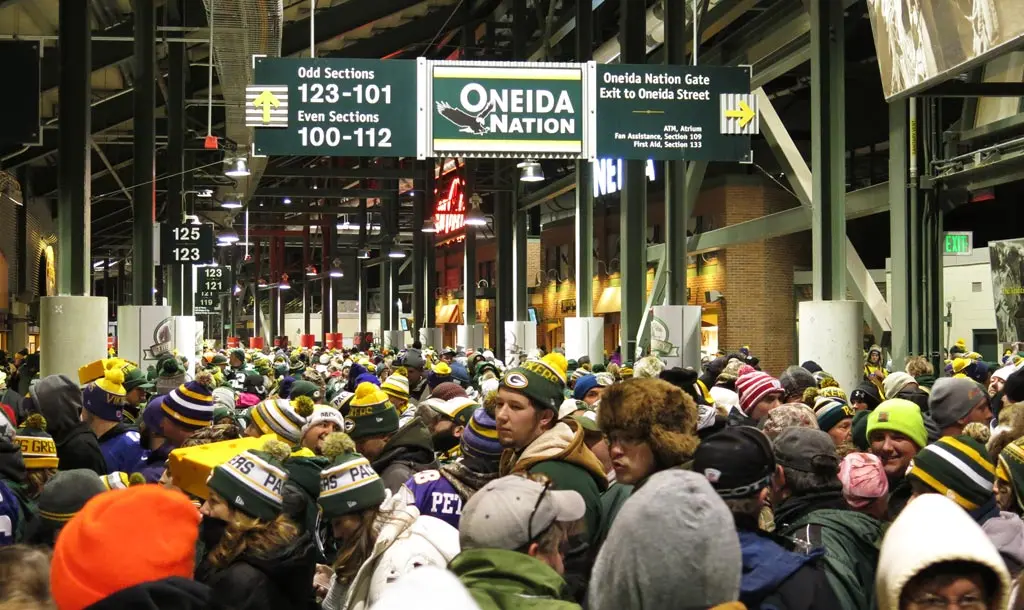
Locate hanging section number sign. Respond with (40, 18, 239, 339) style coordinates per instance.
(248, 58, 757, 162)
(195, 267, 225, 314)
(249, 57, 419, 157)
(160, 224, 215, 265)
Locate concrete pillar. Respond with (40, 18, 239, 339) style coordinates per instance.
(665, 0, 688, 306)
(132, 0, 155, 304)
(650, 305, 703, 369)
(565, 317, 605, 366)
(798, 300, 864, 396)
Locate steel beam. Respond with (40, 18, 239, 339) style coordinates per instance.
(575, 0, 594, 318)
(665, 0, 687, 306)
(57, 0, 91, 296)
(166, 31, 187, 315)
(253, 187, 397, 199)
(261, 166, 422, 179)
(131, 0, 156, 305)
(424, 165, 437, 329)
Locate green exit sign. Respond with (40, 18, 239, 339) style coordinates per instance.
(943, 232, 973, 255)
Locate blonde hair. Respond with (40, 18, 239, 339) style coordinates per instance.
(206, 511, 299, 570)
(24, 470, 56, 501)
(905, 356, 934, 378)
(0, 545, 52, 608)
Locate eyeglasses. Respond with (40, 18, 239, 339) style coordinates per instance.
(606, 430, 644, 447)
(907, 593, 987, 610)
(526, 480, 552, 544)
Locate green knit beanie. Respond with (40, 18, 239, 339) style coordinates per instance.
(867, 398, 928, 449)
(344, 382, 398, 440)
(207, 439, 291, 521)
(908, 435, 995, 510)
(499, 353, 569, 413)
(318, 433, 386, 520)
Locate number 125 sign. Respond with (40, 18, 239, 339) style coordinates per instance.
(160, 224, 215, 265)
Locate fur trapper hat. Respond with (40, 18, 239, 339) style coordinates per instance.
(597, 378, 699, 468)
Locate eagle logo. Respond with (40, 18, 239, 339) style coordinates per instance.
(436, 100, 496, 135)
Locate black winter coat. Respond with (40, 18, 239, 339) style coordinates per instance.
(197, 531, 319, 610)
(372, 419, 437, 493)
(85, 577, 218, 610)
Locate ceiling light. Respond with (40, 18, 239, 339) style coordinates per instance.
(464, 193, 487, 227)
(388, 245, 406, 259)
(283, 197, 292, 205)
(233, 284, 242, 295)
(224, 157, 250, 177)
(221, 199, 243, 209)
(329, 268, 344, 278)
(357, 248, 371, 260)
(517, 159, 545, 182)
(305, 265, 318, 277)
(216, 230, 239, 244)
(279, 274, 291, 290)
(421, 216, 437, 233)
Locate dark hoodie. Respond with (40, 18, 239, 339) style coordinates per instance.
(84, 577, 215, 610)
(0, 436, 38, 544)
(198, 531, 319, 610)
(33, 375, 107, 475)
(372, 418, 438, 493)
(737, 527, 839, 610)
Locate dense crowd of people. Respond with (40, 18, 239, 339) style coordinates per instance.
(0, 339, 1023, 609)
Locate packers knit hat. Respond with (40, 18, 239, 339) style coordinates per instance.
(162, 380, 215, 429)
(230, 348, 245, 363)
(500, 353, 569, 412)
(331, 390, 356, 416)
(206, 439, 291, 521)
(301, 405, 346, 438)
(81, 367, 128, 422)
(288, 380, 322, 402)
(16, 414, 57, 470)
(813, 396, 855, 432)
(461, 406, 502, 460)
(251, 396, 315, 444)
(50, 485, 201, 610)
(100, 471, 146, 491)
(428, 362, 454, 389)
(908, 435, 996, 510)
(318, 432, 386, 519)
(736, 371, 784, 415)
(693, 426, 775, 499)
(381, 374, 410, 401)
(344, 382, 399, 440)
(429, 397, 479, 427)
(999, 439, 1024, 512)
(38, 469, 108, 527)
(867, 398, 928, 449)
(121, 367, 154, 393)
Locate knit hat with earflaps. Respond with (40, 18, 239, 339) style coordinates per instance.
(318, 432, 386, 519)
(81, 367, 128, 422)
(344, 382, 399, 440)
(251, 396, 315, 444)
(16, 414, 57, 470)
(599, 378, 699, 468)
(206, 438, 291, 521)
(907, 434, 996, 511)
(162, 377, 215, 429)
(500, 353, 569, 413)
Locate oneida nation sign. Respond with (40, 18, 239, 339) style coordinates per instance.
(429, 63, 586, 157)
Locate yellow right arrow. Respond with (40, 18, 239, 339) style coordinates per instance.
(724, 100, 755, 128)
(252, 90, 281, 124)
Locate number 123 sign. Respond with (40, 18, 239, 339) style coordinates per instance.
(160, 224, 215, 265)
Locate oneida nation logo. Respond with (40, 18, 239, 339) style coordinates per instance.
(434, 83, 576, 136)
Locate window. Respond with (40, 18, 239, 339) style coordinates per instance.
(972, 282, 983, 293)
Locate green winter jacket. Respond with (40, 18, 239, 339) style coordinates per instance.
(449, 548, 582, 610)
(776, 502, 884, 610)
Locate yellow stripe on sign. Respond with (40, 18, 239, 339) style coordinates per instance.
(433, 67, 581, 81)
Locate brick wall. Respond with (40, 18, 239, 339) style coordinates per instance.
(0, 192, 56, 312)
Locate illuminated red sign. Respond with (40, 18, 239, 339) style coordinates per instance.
(434, 176, 465, 236)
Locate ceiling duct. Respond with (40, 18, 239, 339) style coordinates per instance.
(202, 0, 284, 204)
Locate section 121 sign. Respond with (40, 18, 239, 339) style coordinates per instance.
(195, 266, 225, 314)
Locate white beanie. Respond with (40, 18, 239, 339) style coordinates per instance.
(211, 387, 235, 410)
(300, 405, 346, 437)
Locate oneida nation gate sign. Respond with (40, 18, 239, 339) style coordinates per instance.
(428, 62, 589, 158)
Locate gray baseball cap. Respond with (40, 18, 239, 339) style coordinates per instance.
(459, 475, 586, 551)
(773, 427, 839, 474)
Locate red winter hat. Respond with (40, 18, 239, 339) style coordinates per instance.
(736, 371, 784, 415)
(431, 381, 469, 402)
(51, 485, 201, 610)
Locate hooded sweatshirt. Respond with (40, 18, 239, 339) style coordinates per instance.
(736, 527, 840, 610)
(449, 547, 581, 610)
(589, 469, 741, 610)
(876, 494, 1011, 610)
(34, 375, 107, 475)
(372, 418, 438, 493)
(84, 577, 214, 610)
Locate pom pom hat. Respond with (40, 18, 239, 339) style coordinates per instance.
(344, 382, 399, 440)
(499, 353, 568, 412)
(318, 432, 386, 519)
(206, 439, 291, 521)
(81, 367, 128, 422)
(250, 396, 314, 444)
(16, 413, 58, 470)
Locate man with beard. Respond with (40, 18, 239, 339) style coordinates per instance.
(130, 380, 215, 482)
(867, 398, 928, 519)
(422, 396, 477, 463)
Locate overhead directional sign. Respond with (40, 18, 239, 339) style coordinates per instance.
(251, 57, 419, 157)
(428, 62, 587, 158)
(159, 224, 215, 265)
(195, 266, 225, 314)
(594, 65, 756, 162)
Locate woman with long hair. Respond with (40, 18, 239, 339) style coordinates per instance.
(195, 439, 318, 610)
(317, 433, 459, 610)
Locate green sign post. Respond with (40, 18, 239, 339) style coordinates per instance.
(594, 65, 754, 162)
(250, 57, 418, 157)
(429, 63, 586, 157)
(943, 231, 973, 256)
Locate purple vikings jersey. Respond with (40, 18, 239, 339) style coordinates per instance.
(403, 469, 463, 529)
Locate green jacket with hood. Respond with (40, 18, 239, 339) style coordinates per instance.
(449, 548, 581, 610)
(372, 418, 438, 493)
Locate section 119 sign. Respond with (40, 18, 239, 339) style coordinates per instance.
(195, 266, 225, 314)
(250, 57, 419, 158)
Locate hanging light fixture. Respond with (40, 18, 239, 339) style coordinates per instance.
(224, 157, 250, 177)
(305, 265, 318, 277)
(216, 230, 239, 244)
(279, 274, 291, 290)
(283, 197, 292, 205)
(517, 159, 545, 182)
(357, 248, 371, 260)
(421, 216, 437, 233)
(221, 198, 243, 209)
(464, 193, 487, 227)
(329, 258, 344, 278)
(388, 245, 407, 259)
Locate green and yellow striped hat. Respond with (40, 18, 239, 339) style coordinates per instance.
(38, 469, 108, 526)
(908, 435, 996, 510)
